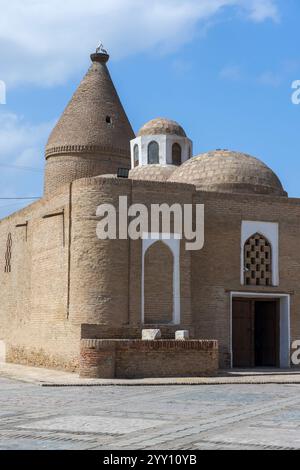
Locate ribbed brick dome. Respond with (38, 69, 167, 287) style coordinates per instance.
(168, 150, 287, 196)
(129, 164, 177, 182)
(138, 118, 186, 137)
(46, 53, 134, 159)
(44, 51, 135, 195)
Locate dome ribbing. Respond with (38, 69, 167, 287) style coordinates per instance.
(169, 150, 287, 196)
(138, 118, 186, 138)
(44, 51, 135, 195)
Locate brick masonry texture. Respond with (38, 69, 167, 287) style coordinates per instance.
(44, 154, 130, 196)
(144, 241, 173, 324)
(1, 172, 300, 373)
(129, 164, 177, 183)
(138, 118, 187, 138)
(0, 177, 194, 373)
(80, 339, 218, 378)
(192, 191, 300, 367)
(169, 150, 287, 196)
(1, 175, 300, 373)
(1, 51, 299, 378)
(44, 54, 134, 196)
(0, 187, 80, 371)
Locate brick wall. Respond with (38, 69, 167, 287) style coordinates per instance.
(144, 241, 173, 324)
(80, 339, 218, 378)
(0, 177, 195, 372)
(1, 173, 300, 373)
(69, 177, 194, 333)
(0, 186, 80, 371)
(80, 324, 195, 340)
(44, 153, 130, 196)
(128, 178, 194, 331)
(192, 190, 300, 367)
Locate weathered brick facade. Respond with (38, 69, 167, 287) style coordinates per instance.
(44, 52, 134, 196)
(144, 241, 173, 324)
(1, 174, 299, 373)
(0, 177, 196, 373)
(80, 339, 218, 379)
(0, 50, 297, 378)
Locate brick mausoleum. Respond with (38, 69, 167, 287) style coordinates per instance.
(0, 49, 298, 378)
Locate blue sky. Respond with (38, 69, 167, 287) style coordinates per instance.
(0, 0, 300, 218)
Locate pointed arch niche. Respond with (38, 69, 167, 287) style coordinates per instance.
(244, 233, 272, 286)
(142, 234, 180, 325)
(241, 221, 279, 287)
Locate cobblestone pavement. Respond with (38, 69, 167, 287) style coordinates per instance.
(1, 377, 300, 449)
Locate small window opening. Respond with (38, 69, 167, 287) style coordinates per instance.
(244, 233, 272, 287)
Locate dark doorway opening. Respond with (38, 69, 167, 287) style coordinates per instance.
(255, 301, 280, 367)
(232, 298, 280, 368)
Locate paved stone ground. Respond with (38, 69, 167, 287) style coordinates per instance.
(2, 362, 300, 385)
(1, 377, 300, 450)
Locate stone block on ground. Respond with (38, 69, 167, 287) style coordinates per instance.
(175, 330, 190, 340)
(142, 329, 162, 340)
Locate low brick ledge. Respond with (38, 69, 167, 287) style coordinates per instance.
(81, 339, 218, 352)
(80, 339, 218, 379)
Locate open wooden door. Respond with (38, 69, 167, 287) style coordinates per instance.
(232, 299, 254, 367)
(232, 298, 280, 368)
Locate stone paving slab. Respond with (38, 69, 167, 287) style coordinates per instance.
(1, 377, 300, 449)
(1, 362, 300, 386)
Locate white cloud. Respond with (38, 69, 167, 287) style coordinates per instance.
(0, 112, 52, 216)
(241, 0, 279, 22)
(220, 65, 242, 81)
(0, 0, 279, 87)
(256, 60, 300, 88)
(0, 112, 52, 166)
(258, 71, 282, 87)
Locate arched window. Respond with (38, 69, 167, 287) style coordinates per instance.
(244, 233, 272, 286)
(133, 144, 139, 167)
(148, 141, 159, 164)
(172, 143, 182, 166)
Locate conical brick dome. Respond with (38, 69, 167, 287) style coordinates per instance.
(44, 51, 135, 195)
